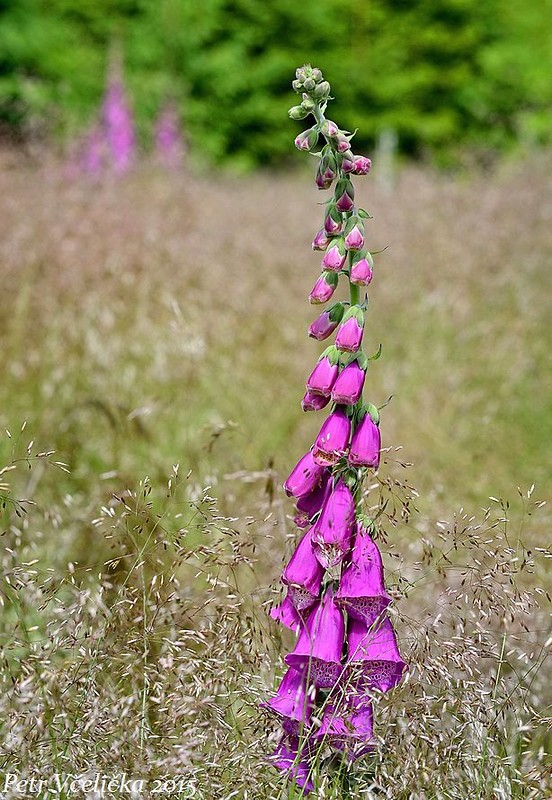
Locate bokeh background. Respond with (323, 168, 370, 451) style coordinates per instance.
(0, 2, 550, 797)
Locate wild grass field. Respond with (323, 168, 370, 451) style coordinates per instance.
(0, 149, 550, 798)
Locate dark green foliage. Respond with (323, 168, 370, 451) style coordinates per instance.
(0, 0, 551, 165)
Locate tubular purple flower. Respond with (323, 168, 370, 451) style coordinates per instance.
(346, 616, 406, 693)
(306, 346, 340, 396)
(313, 699, 374, 762)
(350, 253, 373, 286)
(301, 391, 330, 412)
(311, 478, 355, 568)
(335, 133, 351, 153)
(321, 239, 346, 272)
(344, 225, 364, 252)
(263, 667, 316, 732)
(330, 361, 366, 405)
(309, 271, 338, 304)
(285, 587, 344, 688)
(282, 529, 325, 609)
(349, 413, 381, 469)
(294, 474, 330, 528)
(335, 309, 364, 353)
(312, 408, 351, 466)
(311, 229, 330, 251)
(270, 593, 303, 632)
(307, 303, 344, 341)
(284, 450, 326, 498)
(335, 523, 391, 624)
(352, 155, 372, 175)
(341, 153, 355, 174)
(271, 735, 314, 793)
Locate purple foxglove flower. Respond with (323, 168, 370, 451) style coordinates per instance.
(271, 734, 314, 793)
(102, 73, 136, 174)
(324, 209, 344, 235)
(349, 413, 381, 469)
(294, 473, 330, 528)
(270, 593, 303, 632)
(311, 228, 330, 251)
(285, 587, 344, 688)
(346, 616, 406, 693)
(336, 188, 355, 212)
(284, 450, 326, 498)
(313, 699, 374, 762)
(306, 347, 340, 396)
(352, 155, 372, 175)
(302, 391, 330, 412)
(312, 408, 351, 466)
(295, 127, 318, 152)
(336, 523, 391, 624)
(308, 303, 344, 341)
(309, 271, 338, 304)
(282, 529, 325, 610)
(80, 125, 104, 176)
(350, 255, 373, 286)
(263, 667, 315, 732)
(336, 133, 351, 153)
(335, 317, 364, 353)
(315, 169, 332, 190)
(344, 225, 364, 252)
(154, 103, 184, 168)
(311, 479, 355, 568)
(321, 240, 347, 272)
(330, 361, 366, 405)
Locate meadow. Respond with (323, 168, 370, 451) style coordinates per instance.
(0, 149, 550, 798)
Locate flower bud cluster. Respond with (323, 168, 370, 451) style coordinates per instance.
(265, 66, 406, 792)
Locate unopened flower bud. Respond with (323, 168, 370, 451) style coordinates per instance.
(312, 228, 330, 251)
(301, 94, 316, 112)
(324, 207, 344, 235)
(321, 238, 347, 272)
(306, 346, 340, 396)
(341, 153, 355, 173)
(335, 180, 355, 212)
(352, 155, 372, 175)
(330, 360, 366, 405)
(289, 105, 309, 121)
(303, 77, 316, 91)
(295, 127, 319, 152)
(308, 303, 345, 340)
(311, 68, 323, 82)
(335, 133, 351, 153)
(321, 120, 339, 138)
(350, 252, 373, 286)
(314, 81, 331, 99)
(309, 271, 338, 304)
(292, 79, 303, 92)
(335, 306, 364, 352)
(344, 224, 364, 251)
(349, 412, 381, 469)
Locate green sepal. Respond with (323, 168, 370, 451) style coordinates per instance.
(368, 344, 382, 361)
(321, 270, 339, 288)
(319, 345, 340, 366)
(327, 302, 345, 323)
(365, 403, 380, 425)
(342, 304, 365, 326)
(356, 513, 376, 533)
(357, 208, 373, 220)
(351, 249, 374, 267)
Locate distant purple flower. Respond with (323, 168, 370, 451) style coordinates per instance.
(284, 450, 325, 498)
(346, 616, 406, 693)
(155, 103, 184, 168)
(285, 587, 345, 688)
(336, 523, 391, 624)
(349, 414, 381, 469)
(80, 125, 104, 176)
(330, 361, 366, 405)
(311, 479, 355, 568)
(312, 408, 351, 466)
(102, 74, 136, 174)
